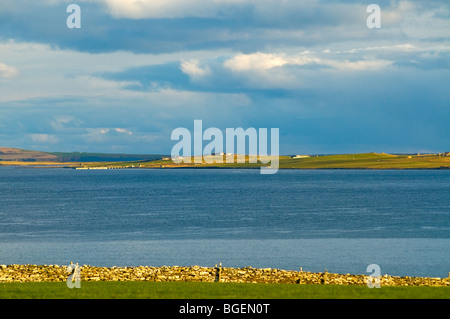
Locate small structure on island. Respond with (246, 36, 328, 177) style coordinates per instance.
(211, 152, 233, 156)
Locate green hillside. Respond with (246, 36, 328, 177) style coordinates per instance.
(279, 153, 450, 169)
(2, 148, 450, 169)
(49, 151, 163, 162)
(0, 147, 163, 163)
(85, 152, 450, 170)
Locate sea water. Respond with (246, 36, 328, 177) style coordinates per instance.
(0, 167, 449, 277)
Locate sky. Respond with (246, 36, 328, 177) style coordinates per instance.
(0, 0, 449, 155)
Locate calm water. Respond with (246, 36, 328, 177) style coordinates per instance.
(0, 167, 449, 277)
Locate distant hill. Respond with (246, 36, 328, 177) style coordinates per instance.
(0, 148, 164, 162)
(49, 152, 164, 162)
(0, 148, 59, 162)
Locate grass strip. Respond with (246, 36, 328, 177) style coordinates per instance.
(1, 281, 448, 299)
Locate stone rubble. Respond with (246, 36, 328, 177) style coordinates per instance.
(0, 264, 449, 287)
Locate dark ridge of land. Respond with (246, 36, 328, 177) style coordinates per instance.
(48, 151, 163, 162)
(0, 147, 59, 162)
(0, 147, 163, 163)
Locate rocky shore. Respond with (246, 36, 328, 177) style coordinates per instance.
(1, 264, 449, 287)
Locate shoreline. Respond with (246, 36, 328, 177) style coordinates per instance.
(1, 264, 449, 287)
(2, 152, 450, 170)
(1, 164, 450, 170)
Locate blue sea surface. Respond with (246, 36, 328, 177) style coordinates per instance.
(0, 167, 449, 277)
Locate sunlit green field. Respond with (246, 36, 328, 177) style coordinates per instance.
(2, 152, 449, 170)
(278, 153, 450, 169)
(1, 281, 448, 299)
(74, 152, 450, 169)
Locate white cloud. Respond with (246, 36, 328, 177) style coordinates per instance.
(220, 50, 395, 89)
(0, 40, 232, 103)
(180, 59, 211, 80)
(100, 0, 227, 19)
(91, 128, 133, 136)
(0, 62, 19, 78)
(115, 128, 133, 135)
(75, 75, 141, 92)
(83, 128, 110, 143)
(323, 59, 393, 71)
(50, 116, 80, 132)
(0, 40, 254, 118)
(224, 53, 290, 72)
(29, 134, 59, 144)
(224, 51, 392, 73)
(98, 0, 326, 20)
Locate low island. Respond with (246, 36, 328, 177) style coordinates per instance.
(1, 148, 449, 170)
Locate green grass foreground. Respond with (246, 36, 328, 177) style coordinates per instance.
(1, 281, 448, 299)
